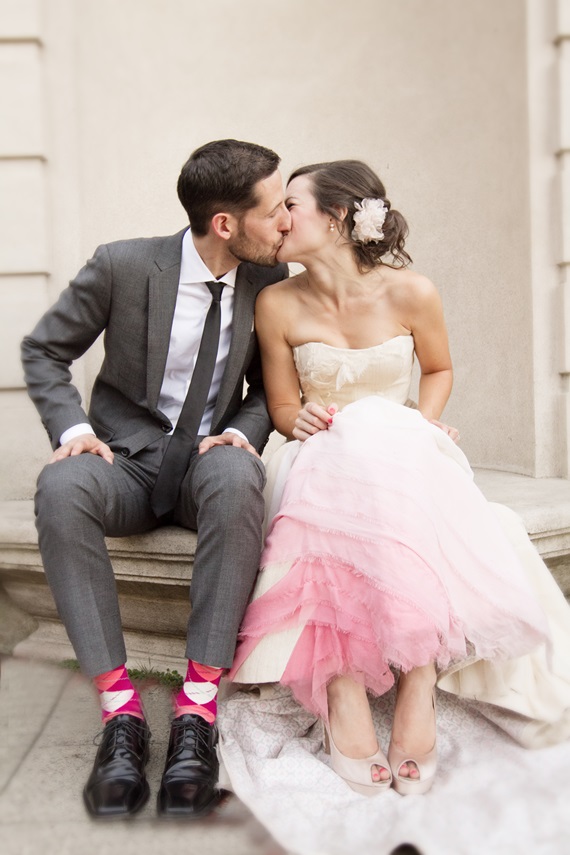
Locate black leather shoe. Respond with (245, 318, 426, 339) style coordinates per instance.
(157, 714, 221, 819)
(83, 714, 151, 818)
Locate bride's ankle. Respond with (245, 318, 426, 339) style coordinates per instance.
(398, 664, 436, 691)
(326, 678, 379, 758)
(391, 672, 436, 758)
(327, 676, 370, 722)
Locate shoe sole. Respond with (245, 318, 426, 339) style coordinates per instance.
(392, 776, 435, 796)
(346, 778, 392, 796)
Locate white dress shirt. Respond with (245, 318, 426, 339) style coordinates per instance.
(60, 229, 246, 445)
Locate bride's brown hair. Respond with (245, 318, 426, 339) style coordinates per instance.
(289, 160, 412, 270)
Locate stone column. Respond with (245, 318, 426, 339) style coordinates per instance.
(0, 0, 52, 499)
(557, 1, 570, 474)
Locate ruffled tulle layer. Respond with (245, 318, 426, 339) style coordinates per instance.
(231, 397, 549, 719)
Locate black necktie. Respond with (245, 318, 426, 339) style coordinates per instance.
(150, 280, 225, 518)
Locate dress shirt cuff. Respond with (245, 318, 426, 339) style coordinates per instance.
(224, 427, 249, 444)
(60, 423, 96, 446)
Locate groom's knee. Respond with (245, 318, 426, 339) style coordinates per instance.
(35, 454, 108, 525)
(189, 445, 266, 516)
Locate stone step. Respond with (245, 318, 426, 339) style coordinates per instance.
(1, 468, 569, 669)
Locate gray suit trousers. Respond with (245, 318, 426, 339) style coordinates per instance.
(35, 439, 266, 677)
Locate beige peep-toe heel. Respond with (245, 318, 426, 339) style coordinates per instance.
(323, 722, 392, 796)
(388, 689, 437, 796)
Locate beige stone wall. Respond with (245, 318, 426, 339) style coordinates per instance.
(0, 0, 566, 499)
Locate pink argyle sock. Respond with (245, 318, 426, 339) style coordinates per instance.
(93, 665, 145, 724)
(173, 660, 224, 725)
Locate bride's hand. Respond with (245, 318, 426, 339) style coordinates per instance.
(428, 418, 460, 444)
(293, 403, 337, 442)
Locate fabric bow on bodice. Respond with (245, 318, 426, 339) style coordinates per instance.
(293, 335, 415, 410)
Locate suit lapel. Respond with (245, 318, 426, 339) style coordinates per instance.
(146, 231, 186, 414)
(211, 264, 255, 428)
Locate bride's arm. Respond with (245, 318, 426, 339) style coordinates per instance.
(256, 286, 332, 441)
(407, 275, 453, 421)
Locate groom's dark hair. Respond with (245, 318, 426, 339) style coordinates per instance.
(178, 139, 281, 235)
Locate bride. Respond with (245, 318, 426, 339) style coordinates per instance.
(226, 160, 570, 803)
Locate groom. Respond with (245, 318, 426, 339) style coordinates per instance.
(21, 139, 290, 819)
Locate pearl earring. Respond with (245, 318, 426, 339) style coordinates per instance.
(329, 222, 335, 232)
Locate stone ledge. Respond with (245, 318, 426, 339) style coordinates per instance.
(0, 499, 197, 583)
(473, 469, 570, 564)
(4, 468, 570, 566)
(1, 468, 570, 667)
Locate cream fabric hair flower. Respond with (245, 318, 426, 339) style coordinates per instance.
(351, 198, 388, 244)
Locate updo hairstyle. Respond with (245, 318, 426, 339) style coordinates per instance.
(289, 160, 412, 270)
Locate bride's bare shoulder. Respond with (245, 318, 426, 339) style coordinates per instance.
(256, 272, 306, 308)
(255, 275, 306, 333)
(385, 267, 439, 307)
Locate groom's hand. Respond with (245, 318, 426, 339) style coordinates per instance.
(198, 432, 260, 458)
(293, 403, 337, 442)
(48, 433, 114, 464)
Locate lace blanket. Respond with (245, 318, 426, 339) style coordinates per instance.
(218, 684, 570, 855)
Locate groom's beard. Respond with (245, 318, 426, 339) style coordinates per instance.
(228, 226, 282, 268)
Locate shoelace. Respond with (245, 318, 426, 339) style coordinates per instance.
(169, 717, 214, 762)
(93, 717, 148, 759)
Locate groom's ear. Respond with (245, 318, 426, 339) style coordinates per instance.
(210, 212, 236, 241)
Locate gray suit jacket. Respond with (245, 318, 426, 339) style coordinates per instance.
(21, 229, 288, 457)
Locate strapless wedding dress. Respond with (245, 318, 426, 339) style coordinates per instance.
(230, 336, 570, 746)
(218, 337, 570, 854)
